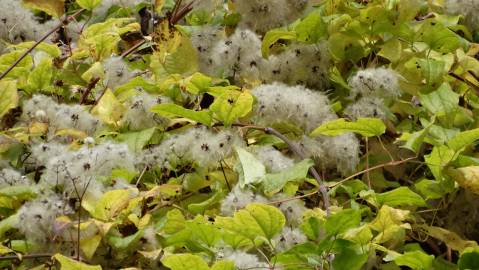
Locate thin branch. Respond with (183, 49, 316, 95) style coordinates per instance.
(0, 253, 52, 261)
(0, 8, 85, 80)
(79, 77, 101, 105)
(219, 160, 231, 191)
(121, 39, 146, 59)
(449, 72, 479, 94)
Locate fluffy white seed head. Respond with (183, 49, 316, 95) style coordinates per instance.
(140, 126, 244, 170)
(22, 95, 102, 139)
(0, 168, 31, 188)
(251, 82, 337, 132)
(344, 96, 387, 120)
(103, 56, 137, 89)
(234, 0, 309, 34)
(16, 195, 71, 243)
(122, 93, 172, 130)
(210, 29, 264, 83)
(274, 194, 308, 227)
(191, 26, 225, 76)
(273, 227, 308, 252)
(321, 133, 360, 175)
(220, 184, 268, 216)
(262, 43, 331, 90)
(444, 0, 479, 32)
(252, 146, 294, 173)
(348, 67, 401, 99)
(0, 0, 59, 46)
(222, 250, 269, 269)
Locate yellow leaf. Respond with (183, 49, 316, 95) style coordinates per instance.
(92, 89, 125, 126)
(23, 0, 64, 18)
(419, 225, 478, 252)
(0, 80, 18, 118)
(54, 253, 102, 270)
(0, 244, 13, 255)
(55, 128, 88, 140)
(447, 166, 479, 195)
(29, 122, 48, 136)
(138, 249, 162, 260)
(80, 234, 102, 260)
(155, 0, 165, 12)
(89, 189, 135, 221)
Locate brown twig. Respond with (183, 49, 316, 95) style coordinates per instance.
(0, 253, 53, 261)
(79, 77, 101, 105)
(0, 8, 85, 80)
(121, 39, 147, 59)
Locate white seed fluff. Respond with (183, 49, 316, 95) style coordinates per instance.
(103, 56, 137, 89)
(273, 227, 308, 252)
(190, 26, 225, 76)
(252, 146, 294, 173)
(0, 168, 31, 188)
(344, 96, 387, 120)
(251, 82, 337, 132)
(122, 92, 172, 130)
(223, 250, 269, 269)
(348, 67, 401, 99)
(220, 184, 268, 216)
(444, 0, 479, 32)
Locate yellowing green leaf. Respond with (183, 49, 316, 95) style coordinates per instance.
(311, 118, 386, 137)
(261, 29, 296, 57)
(26, 57, 54, 93)
(76, 0, 102, 10)
(378, 38, 402, 63)
(448, 128, 479, 152)
(23, 0, 64, 18)
(87, 189, 134, 221)
(294, 10, 327, 43)
(162, 254, 209, 270)
(447, 166, 479, 195)
(369, 206, 411, 244)
(419, 225, 478, 252)
(425, 145, 456, 181)
(235, 147, 266, 188)
(150, 103, 212, 126)
(210, 90, 254, 127)
(92, 89, 126, 126)
(164, 36, 198, 75)
(54, 253, 102, 270)
(419, 83, 459, 120)
(216, 203, 285, 245)
(211, 261, 235, 270)
(80, 234, 102, 260)
(0, 80, 18, 118)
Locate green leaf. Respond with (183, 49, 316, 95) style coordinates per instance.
(107, 229, 144, 250)
(23, 0, 64, 18)
(447, 166, 479, 196)
(325, 209, 361, 236)
(210, 91, 254, 127)
(0, 80, 18, 118)
(418, 19, 468, 53)
(378, 39, 402, 63)
(117, 127, 156, 152)
(0, 214, 19, 239)
(448, 128, 479, 152)
(424, 145, 456, 181)
(235, 147, 266, 188)
(332, 240, 368, 270)
(150, 103, 212, 126)
(216, 203, 285, 245)
(54, 253, 102, 270)
(261, 29, 296, 58)
(311, 118, 385, 137)
(415, 179, 447, 200)
(417, 58, 446, 87)
(76, 0, 102, 10)
(328, 33, 366, 62)
(26, 57, 53, 93)
(211, 261, 235, 270)
(0, 185, 37, 200)
(294, 11, 327, 43)
(185, 216, 221, 248)
(419, 83, 459, 120)
(376, 187, 426, 207)
(164, 36, 198, 75)
(162, 254, 209, 270)
(262, 159, 314, 195)
(393, 251, 434, 270)
(458, 247, 479, 270)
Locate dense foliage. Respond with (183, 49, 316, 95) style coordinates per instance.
(2, 0, 479, 269)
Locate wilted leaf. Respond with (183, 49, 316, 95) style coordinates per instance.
(311, 118, 386, 137)
(23, 0, 64, 18)
(54, 253, 102, 270)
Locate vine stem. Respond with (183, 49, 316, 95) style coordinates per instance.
(0, 8, 85, 80)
